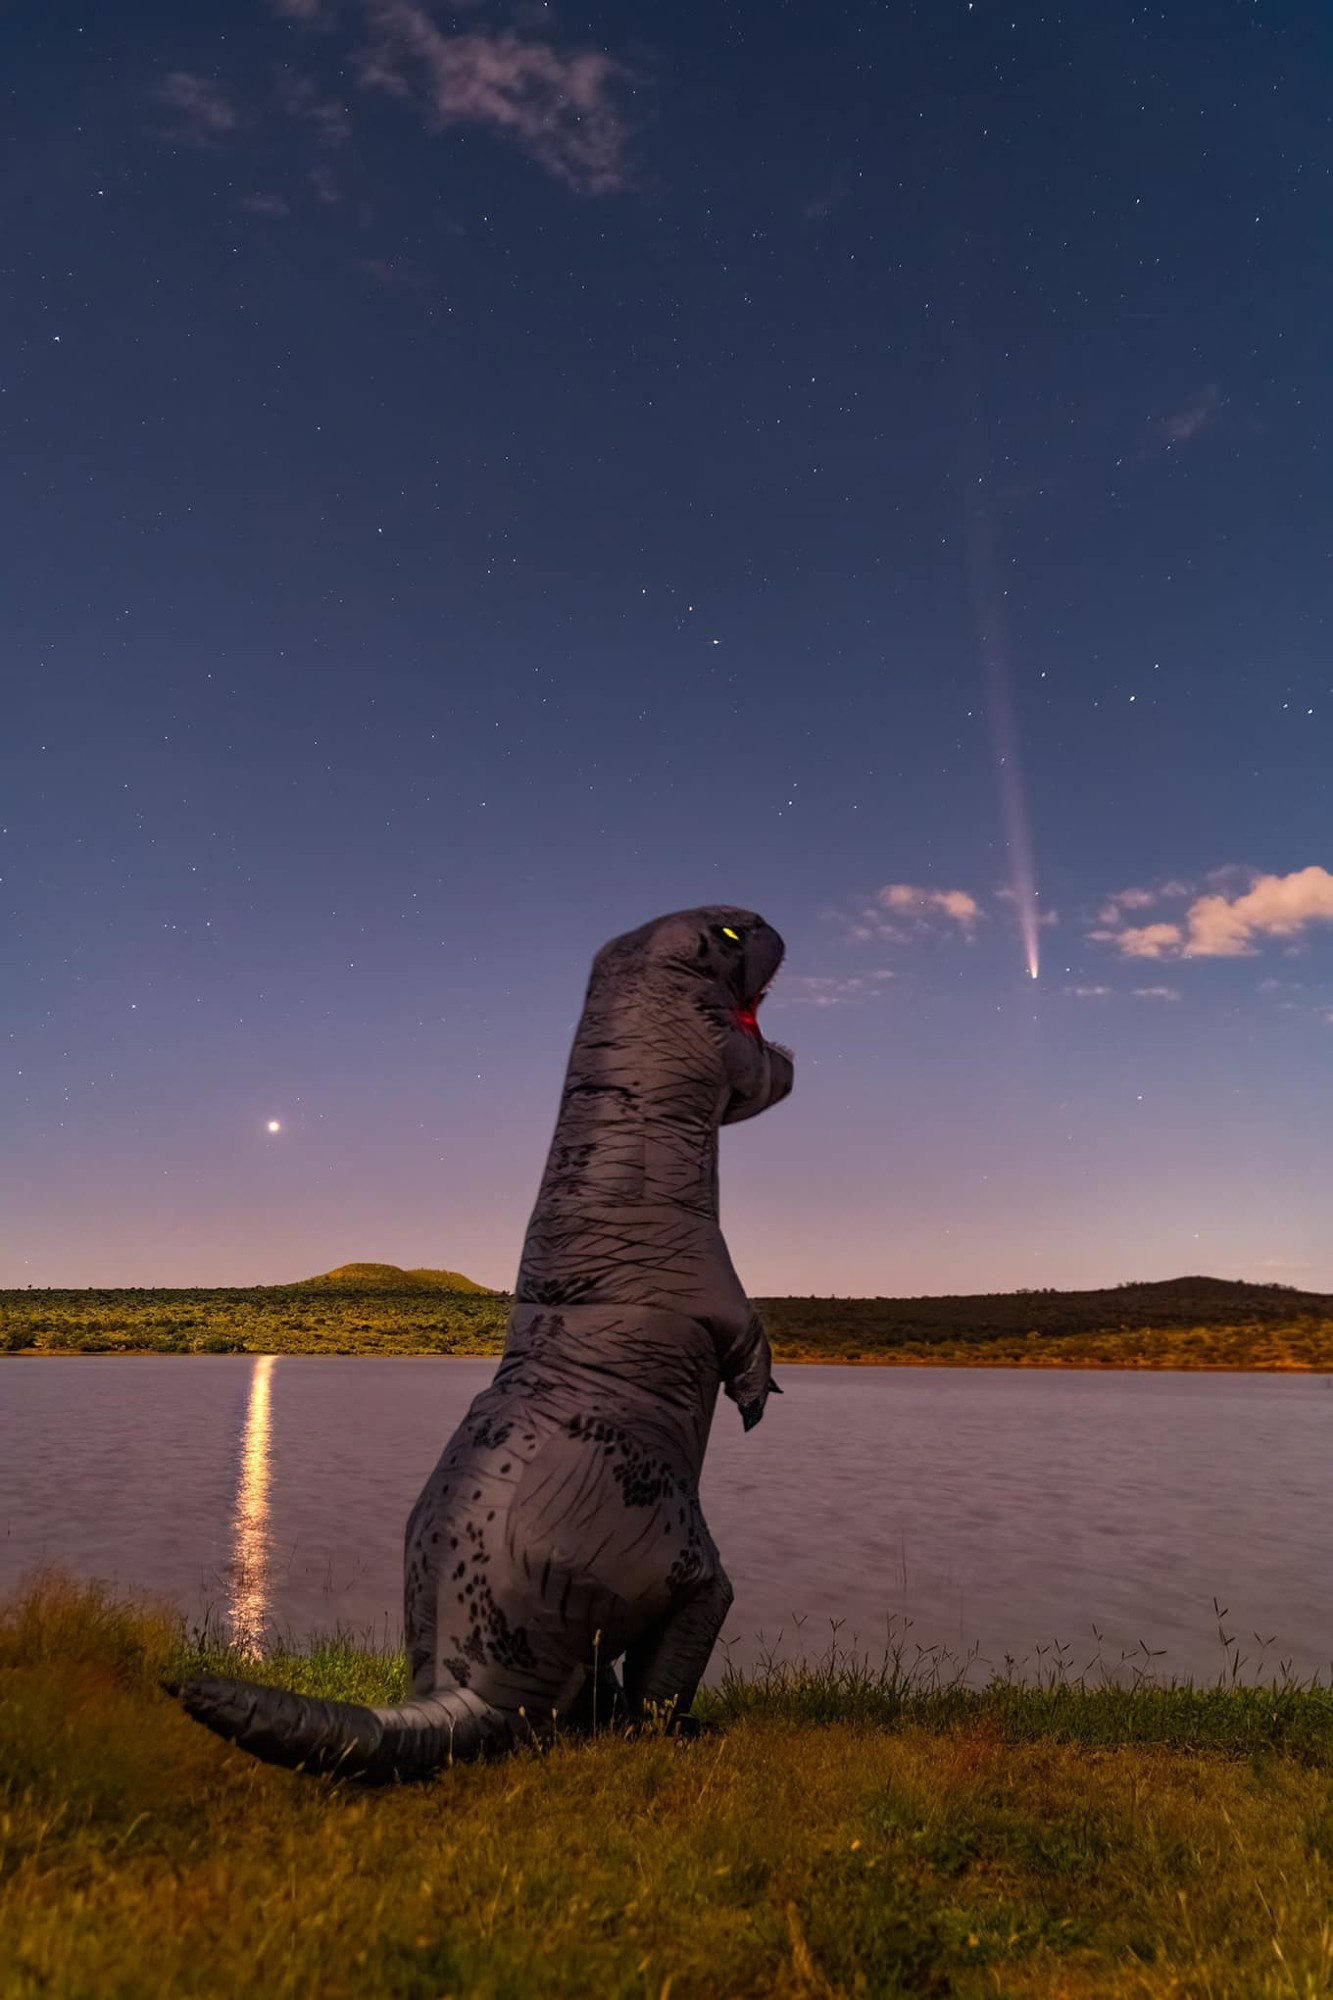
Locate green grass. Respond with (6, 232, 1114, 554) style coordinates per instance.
(3, 1575, 1333, 1998)
(302, 1263, 493, 1292)
(0, 1283, 509, 1356)
(4, 1275, 1333, 1367)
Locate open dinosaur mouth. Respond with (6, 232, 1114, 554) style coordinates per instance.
(736, 990, 767, 1039)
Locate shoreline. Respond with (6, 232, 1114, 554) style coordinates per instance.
(6, 1347, 1332, 1372)
(7, 1281, 1331, 1370)
(6, 1576, 1333, 1998)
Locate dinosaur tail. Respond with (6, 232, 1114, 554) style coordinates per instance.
(165, 1674, 512, 1784)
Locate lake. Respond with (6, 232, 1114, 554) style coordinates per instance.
(3, 1357, 1330, 1686)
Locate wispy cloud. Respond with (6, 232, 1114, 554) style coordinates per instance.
(278, 70, 352, 147)
(155, 72, 238, 143)
(1061, 983, 1180, 1002)
(1090, 921, 1185, 960)
(1159, 383, 1224, 445)
(773, 972, 895, 1009)
(848, 884, 983, 945)
(357, 1, 633, 192)
(240, 191, 292, 217)
(356, 254, 431, 290)
(1095, 879, 1191, 927)
(996, 882, 1058, 929)
(1091, 867, 1333, 961)
(162, 3, 633, 201)
(885, 884, 982, 925)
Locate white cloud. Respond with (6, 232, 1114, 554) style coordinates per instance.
(1182, 868, 1333, 957)
(1101, 887, 1157, 918)
(1096, 879, 1192, 926)
(1091, 867, 1333, 962)
(1131, 986, 1181, 1002)
(1063, 985, 1112, 999)
(1090, 921, 1184, 960)
(880, 884, 981, 926)
(848, 884, 983, 945)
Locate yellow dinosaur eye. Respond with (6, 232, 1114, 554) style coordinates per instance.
(721, 927, 740, 940)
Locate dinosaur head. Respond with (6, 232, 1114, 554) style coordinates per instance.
(588, 905, 794, 1127)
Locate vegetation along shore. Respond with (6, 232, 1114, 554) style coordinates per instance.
(3, 1266, 1331, 1368)
(3, 1574, 1332, 1998)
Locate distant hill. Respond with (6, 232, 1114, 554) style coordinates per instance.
(298, 1262, 493, 1293)
(757, 1274, 1333, 1346)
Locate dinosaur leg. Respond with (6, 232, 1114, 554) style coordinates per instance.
(621, 1567, 734, 1726)
(561, 1662, 627, 1735)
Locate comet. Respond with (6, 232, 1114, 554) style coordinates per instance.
(958, 398, 1042, 981)
(967, 495, 1042, 980)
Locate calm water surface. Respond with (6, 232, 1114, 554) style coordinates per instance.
(3, 1358, 1330, 1684)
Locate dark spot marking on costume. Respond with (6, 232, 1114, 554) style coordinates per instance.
(469, 1415, 514, 1451)
(451, 1576, 537, 1674)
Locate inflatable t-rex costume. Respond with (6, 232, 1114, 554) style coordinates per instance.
(172, 906, 793, 1781)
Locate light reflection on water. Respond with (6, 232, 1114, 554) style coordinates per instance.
(1, 1359, 1330, 1685)
(227, 1354, 276, 1651)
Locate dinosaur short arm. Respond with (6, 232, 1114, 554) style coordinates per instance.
(714, 1308, 783, 1431)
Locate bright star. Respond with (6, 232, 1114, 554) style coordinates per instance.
(266, 1120, 281, 1134)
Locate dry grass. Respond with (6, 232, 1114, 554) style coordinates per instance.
(781, 1318, 1333, 1371)
(5, 1280, 1332, 1368)
(3, 1574, 1333, 1997)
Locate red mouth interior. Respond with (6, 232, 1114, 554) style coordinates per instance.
(736, 992, 765, 1040)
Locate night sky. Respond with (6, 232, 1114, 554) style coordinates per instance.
(4, 1, 1331, 1294)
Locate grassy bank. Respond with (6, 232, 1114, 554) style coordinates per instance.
(3, 1274, 1333, 1368)
(3, 1578, 1333, 1998)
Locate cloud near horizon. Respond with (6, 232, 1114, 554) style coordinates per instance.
(1091, 866, 1333, 960)
(1063, 983, 1181, 1002)
(773, 972, 895, 1009)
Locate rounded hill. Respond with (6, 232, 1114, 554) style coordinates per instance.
(298, 1262, 492, 1293)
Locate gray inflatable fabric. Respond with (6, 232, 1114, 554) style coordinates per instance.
(170, 906, 793, 1781)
